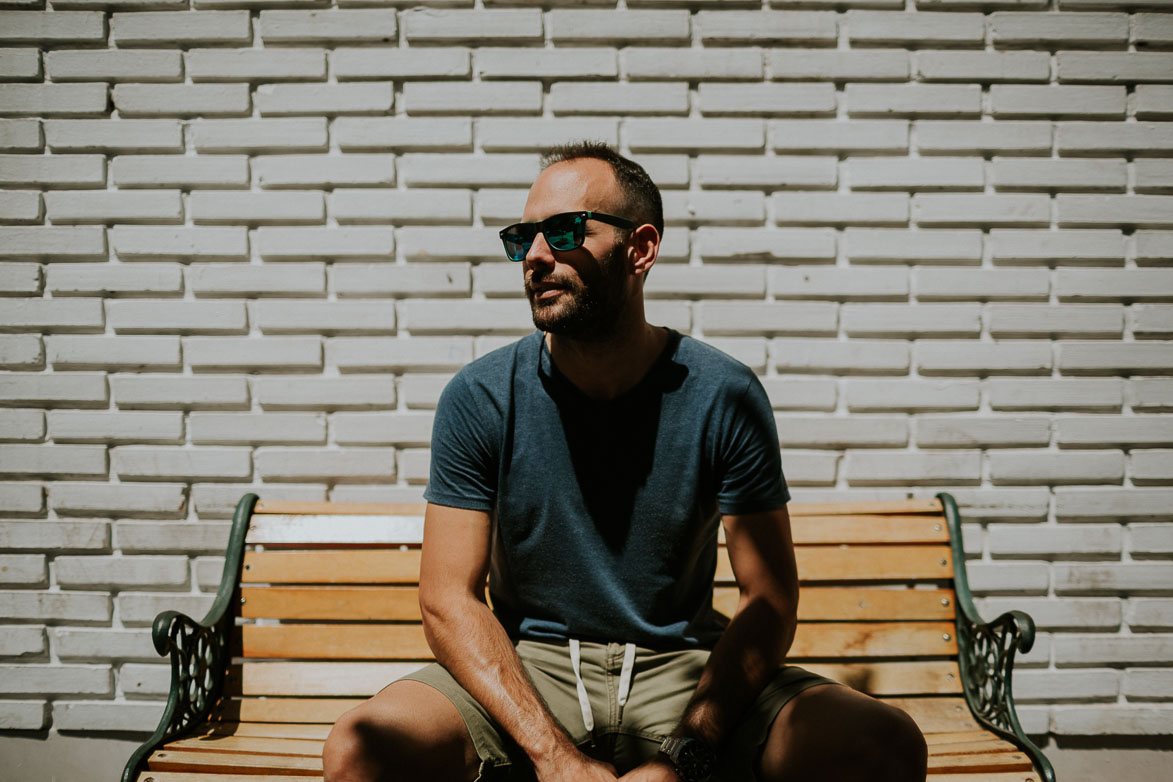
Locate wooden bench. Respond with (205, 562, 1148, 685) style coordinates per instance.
(122, 492, 1056, 782)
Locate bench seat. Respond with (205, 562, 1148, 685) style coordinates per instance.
(123, 493, 1056, 782)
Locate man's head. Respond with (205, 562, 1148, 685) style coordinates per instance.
(511, 141, 663, 341)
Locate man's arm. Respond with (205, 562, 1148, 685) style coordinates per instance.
(418, 502, 619, 782)
(621, 505, 799, 781)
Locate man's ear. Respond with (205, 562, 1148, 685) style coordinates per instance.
(629, 223, 660, 278)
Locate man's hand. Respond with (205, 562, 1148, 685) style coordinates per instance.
(533, 748, 619, 782)
(618, 757, 680, 782)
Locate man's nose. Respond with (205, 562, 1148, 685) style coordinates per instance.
(524, 231, 556, 268)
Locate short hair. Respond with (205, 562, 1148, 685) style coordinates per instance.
(540, 140, 664, 240)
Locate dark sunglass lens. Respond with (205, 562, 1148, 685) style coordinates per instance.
(502, 231, 531, 261)
(544, 214, 582, 251)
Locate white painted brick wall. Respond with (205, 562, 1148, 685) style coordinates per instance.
(2, 2, 1171, 753)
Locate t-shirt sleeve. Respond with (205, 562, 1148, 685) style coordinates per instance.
(715, 373, 790, 515)
(422, 372, 499, 512)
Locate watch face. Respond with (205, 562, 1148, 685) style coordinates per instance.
(677, 739, 716, 782)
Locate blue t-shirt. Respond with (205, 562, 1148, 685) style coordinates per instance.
(424, 329, 789, 649)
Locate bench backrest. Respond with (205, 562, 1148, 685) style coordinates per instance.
(220, 497, 983, 735)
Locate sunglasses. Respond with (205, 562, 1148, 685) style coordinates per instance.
(499, 211, 636, 262)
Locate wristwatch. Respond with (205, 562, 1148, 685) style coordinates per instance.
(658, 736, 716, 782)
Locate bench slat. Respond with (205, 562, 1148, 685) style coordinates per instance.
(242, 550, 421, 584)
(926, 739, 1021, 757)
(203, 723, 332, 741)
(929, 751, 1034, 773)
(165, 735, 322, 758)
(220, 698, 360, 724)
(720, 545, 954, 582)
(239, 621, 958, 660)
(883, 697, 984, 734)
(148, 748, 320, 774)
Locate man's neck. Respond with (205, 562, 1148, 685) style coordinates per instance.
(546, 316, 669, 401)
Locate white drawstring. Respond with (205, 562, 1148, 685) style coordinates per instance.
(569, 640, 638, 735)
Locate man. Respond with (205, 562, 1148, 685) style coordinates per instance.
(322, 142, 927, 782)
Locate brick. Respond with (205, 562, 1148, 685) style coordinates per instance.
(260, 10, 398, 42)
(44, 190, 183, 225)
(184, 336, 322, 371)
(698, 84, 835, 117)
(0, 555, 46, 587)
(1134, 304, 1173, 338)
(1135, 12, 1173, 49)
(336, 48, 469, 80)
(1057, 122, 1173, 156)
(844, 229, 983, 264)
(841, 304, 979, 338)
(53, 628, 156, 661)
(1123, 670, 1173, 702)
(1132, 450, 1173, 485)
(0, 372, 107, 408)
(696, 11, 835, 44)
(0, 664, 110, 696)
(847, 11, 984, 45)
(0, 626, 45, 656)
(989, 305, 1122, 338)
(188, 48, 326, 82)
(0, 591, 111, 622)
(257, 83, 393, 116)
(774, 340, 910, 375)
(327, 337, 473, 372)
(404, 9, 541, 43)
(112, 83, 249, 117)
(696, 228, 835, 261)
(119, 662, 170, 698)
(970, 561, 1054, 594)
(1128, 599, 1173, 631)
(981, 596, 1120, 631)
(400, 154, 539, 188)
(192, 118, 328, 153)
(254, 154, 395, 188)
(0, 336, 43, 370)
(0, 119, 41, 152)
(255, 227, 393, 260)
(0, 154, 106, 187)
(760, 379, 837, 412)
(45, 49, 180, 82)
(661, 191, 764, 226)
(699, 155, 836, 190)
(845, 451, 981, 486)
(992, 85, 1126, 119)
(552, 82, 689, 116)
(0, 49, 40, 81)
(846, 84, 981, 118)
(1, 299, 104, 333)
(0, 12, 105, 44)
(700, 302, 837, 336)
(626, 119, 765, 152)
(117, 593, 213, 626)
(915, 51, 1050, 82)
(989, 229, 1125, 265)
(1057, 269, 1173, 302)
(333, 118, 472, 151)
(990, 523, 1122, 559)
(1137, 231, 1173, 266)
(0, 264, 42, 296)
(255, 300, 396, 333)
(191, 482, 325, 519)
(769, 50, 907, 82)
(397, 373, 451, 409)
(332, 263, 470, 298)
(1055, 635, 1173, 668)
(1015, 670, 1119, 703)
(0, 485, 44, 516)
(48, 411, 182, 444)
(0, 410, 43, 442)
(1056, 487, 1173, 520)
(397, 227, 504, 262)
(992, 12, 1128, 48)
(917, 341, 1052, 375)
(402, 300, 531, 335)
(1132, 523, 1173, 556)
(551, 10, 690, 43)
(771, 193, 906, 227)
(45, 119, 185, 152)
(188, 263, 324, 297)
(1056, 416, 1173, 448)
(112, 226, 248, 261)
(771, 120, 908, 154)
(1137, 160, 1173, 194)
(916, 268, 1049, 301)
(0, 190, 40, 223)
(991, 450, 1125, 485)
(913, 194, 1051, 227)
(845, 379, 979, 411)
(1059, 195, 1173, 228)
(0, 702, 46, 730)
(1137, 85, 1173, 120)
(111, 446, 251, 482)
(848, 157, 982, 191)
(915, 120, 1052, 156)
(255, 447, 396, 482)
(47, 336, 181, 370)
(334, 412, 434, 446)
(0, 445, 106, 478)
(775, 416, 907, 448)
(996, 158, 1126, 192)
(254, 375, 394, 410)
(53, 700, 163, 732)
(190, 412, 325, 445)
(112, 11, 251, 46)
(627, 48, 762, 81)
(403, 82, 541, 116)
(190, 191, 324, 225)
(56, 555, 188, 590)
(112, 155, 249, 189)
(47, 266, 182, 300)
(1057, 52, 1173, 83)
(1133, 379, 1173, 411)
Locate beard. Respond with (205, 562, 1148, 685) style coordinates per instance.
(525, 241, 630, 342)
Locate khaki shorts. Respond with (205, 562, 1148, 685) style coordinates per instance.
(401, 639, 840, 782)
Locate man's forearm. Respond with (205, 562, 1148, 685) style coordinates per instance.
(422, 595, 579, 765)
(675, 595, 798, 748)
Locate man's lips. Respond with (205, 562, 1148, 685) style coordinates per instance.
(527, 279, 571, 300)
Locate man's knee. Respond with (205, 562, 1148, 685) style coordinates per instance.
(323, 705, 391, 782)
(868, 703, 928, 782)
